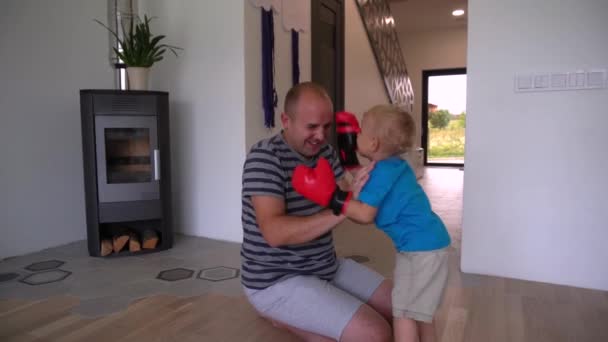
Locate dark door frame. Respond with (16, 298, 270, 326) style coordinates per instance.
(311, 0, 345, 112)
(421, 67, 466, 167)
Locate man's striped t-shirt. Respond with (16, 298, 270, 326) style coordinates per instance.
(240, 133, 345, 290)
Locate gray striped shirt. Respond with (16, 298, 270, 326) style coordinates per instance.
(240, 133, 345, 290)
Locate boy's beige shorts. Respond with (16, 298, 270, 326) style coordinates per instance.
(392, 247, 449, 322)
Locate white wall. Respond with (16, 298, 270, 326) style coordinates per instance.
(398, 28, 467, 144)
(244, 1, 312, 149)
(0, 0, 114, 259)
(140, 0, 247, 243)
(462, 0, 608, 290)
(245, 0, 385, 145)
(344, 0, 388, 121)
(140, 1, 315, 243)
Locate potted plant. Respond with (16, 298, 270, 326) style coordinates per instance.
(95, 15, 182, 90)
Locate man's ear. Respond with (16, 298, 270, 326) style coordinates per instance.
(280, 112, 290, 128)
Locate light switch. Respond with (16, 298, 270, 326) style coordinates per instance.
(576, 72, 586, 87)
(568, 73, 578, 87)
(534, 74, 550, 88)
(551, 73, 567, 89)
(516, 68, 607, 93)
(516, 74, 533, 90)
(587, 70, 605, 88)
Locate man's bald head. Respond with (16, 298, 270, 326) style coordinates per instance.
(284, 82, 333, 118)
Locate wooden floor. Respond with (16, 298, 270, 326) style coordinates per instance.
(0, 294, 298, 342)
(1, 282, 607, 342)
(1, 168, 607, 341)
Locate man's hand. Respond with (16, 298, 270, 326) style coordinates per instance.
(292, 157, 338, 207)
(293, 158, 352, 215)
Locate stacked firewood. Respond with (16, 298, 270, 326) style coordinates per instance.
(100, 226, 159, 256)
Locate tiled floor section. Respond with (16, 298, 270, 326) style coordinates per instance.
(0, 236, 244, 317)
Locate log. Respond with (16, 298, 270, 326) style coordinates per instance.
(142, 229, 159, 249)
(103, 224, 130, 254)
(100, 239, 113, 256)
(129, 231, 141, 252)
(113, 233, 129, 253)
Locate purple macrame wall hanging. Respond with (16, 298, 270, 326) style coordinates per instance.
(255, 0, 307, 127)
(291, 30, 299, 86)
(261, 9, 277, 128)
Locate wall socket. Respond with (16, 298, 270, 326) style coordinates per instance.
(515, 69, 606, 92)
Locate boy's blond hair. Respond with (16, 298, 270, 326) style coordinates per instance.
(363, 104, 415, 155)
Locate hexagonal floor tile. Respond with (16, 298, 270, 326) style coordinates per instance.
(157, 268, 194, 282)
(25, 260, 65, 272)
(0, 272, 19, 283)
(198, 266, 239, 282)
(20, 269, 71, 285)
(345, 255, 370, 264)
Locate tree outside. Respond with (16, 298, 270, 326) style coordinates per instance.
(428, 110, 465, 161)
(429, 109, 451, 129)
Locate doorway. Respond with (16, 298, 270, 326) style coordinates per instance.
(421, 68, 467, 167)
(311, 0, 345, 112)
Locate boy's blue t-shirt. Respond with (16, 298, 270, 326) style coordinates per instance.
(357, 157, 451, 252)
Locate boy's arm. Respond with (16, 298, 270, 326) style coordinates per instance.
(344, 199, 377, 224)
(336, 162, 376, 192)
(337, 177, 350, 191)
(340, 162, 378, 223)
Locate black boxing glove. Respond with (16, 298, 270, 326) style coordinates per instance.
(336, 111, 361, 170)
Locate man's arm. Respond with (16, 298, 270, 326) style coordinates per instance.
(252, 195, 346, 247)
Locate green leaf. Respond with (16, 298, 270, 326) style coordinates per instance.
(94, 14, 182, 67)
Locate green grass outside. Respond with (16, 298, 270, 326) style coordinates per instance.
(428, 120, 465, 159)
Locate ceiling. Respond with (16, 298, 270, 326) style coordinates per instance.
(388, 0, 468, 33)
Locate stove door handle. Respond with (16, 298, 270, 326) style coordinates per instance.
(153, 149, 161, 181)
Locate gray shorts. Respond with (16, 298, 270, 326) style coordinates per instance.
(243, 258, 385, 340)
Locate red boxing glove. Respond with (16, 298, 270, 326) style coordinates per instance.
(292, 157, 352, 215)
(336, 111, 361, 134)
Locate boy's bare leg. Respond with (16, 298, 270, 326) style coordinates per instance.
(394, 317, 419, 342)
(417, 321, 436, 342)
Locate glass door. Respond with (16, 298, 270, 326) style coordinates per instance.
(95, 115, 159, 203)
(104, 127, 152, 184)
(422, 68, 466, 167)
